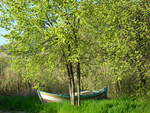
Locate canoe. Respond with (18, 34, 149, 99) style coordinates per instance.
(37, 88, 108, 103)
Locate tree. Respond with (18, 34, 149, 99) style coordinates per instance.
(1, 0, 149, 102)
(0, 0, 88, 105)
(81, 0, 150, 96)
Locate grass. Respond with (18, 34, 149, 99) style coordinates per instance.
(0, 96, 150, 113)
(0, 96, 41, 113)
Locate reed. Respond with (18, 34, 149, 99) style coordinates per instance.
(0, 71, 34, 96)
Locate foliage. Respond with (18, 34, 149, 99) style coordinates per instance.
(0, 0, 84, 91)
(0, 0, 150, 98)
(81, 0, 150, 96)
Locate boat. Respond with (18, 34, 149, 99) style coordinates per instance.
(37, 88, 108, 103)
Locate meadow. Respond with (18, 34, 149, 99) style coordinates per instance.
(0, 96, 150, 113)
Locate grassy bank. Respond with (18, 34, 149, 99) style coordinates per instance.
(0, 96, 150, 113)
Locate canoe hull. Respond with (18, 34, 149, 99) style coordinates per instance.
(37, 91, 67, 103)
(37, 88, 108, 103)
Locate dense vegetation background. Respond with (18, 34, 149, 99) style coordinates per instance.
(0, 0, 149, 99)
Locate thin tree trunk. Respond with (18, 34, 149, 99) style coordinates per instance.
(66, 63, 75, 105)
(76, 62, 81, 106)
(69, 62, 75, 105)
(66, 64, 72, 104)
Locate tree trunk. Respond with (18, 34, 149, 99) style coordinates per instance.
(66, 63, 75, 105)
(69, 62, 75, 105)
(76, 62, 81, 106)
(66, 64, 72, 102)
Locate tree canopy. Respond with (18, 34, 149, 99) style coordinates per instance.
(0, 0, 150, 104)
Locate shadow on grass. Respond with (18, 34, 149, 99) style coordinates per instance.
(0, 96, 41, 113)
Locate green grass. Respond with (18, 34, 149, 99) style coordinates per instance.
(0, 96, 41, 113)
(0, 96, 150, 113)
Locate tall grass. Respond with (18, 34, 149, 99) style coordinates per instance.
(0, 96, 150, 113)
(0, 66, 68, 96)
(40, 99, 150, 113)
(0, 75, 34, 96)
